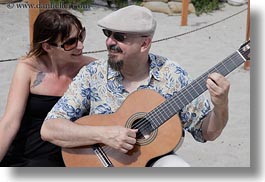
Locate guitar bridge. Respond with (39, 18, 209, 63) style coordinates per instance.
(92, 144, 114, 167)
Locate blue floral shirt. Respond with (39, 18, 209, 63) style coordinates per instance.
(45, 53, 211, 142)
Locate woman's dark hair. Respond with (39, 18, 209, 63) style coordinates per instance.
(28, 9, 83, 57)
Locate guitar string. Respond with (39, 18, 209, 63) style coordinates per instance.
(95, 46, 249, 156)
(96, 145, 113, 155)
(130, 52, 245, 134)
(99, 53, 243, 154)
(138, 53, 243, 131)
(143, 52, 245, 129)
(92, 49, 249, 156)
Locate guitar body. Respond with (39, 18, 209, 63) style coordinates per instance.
(62, 89, 183, 167)
(61, 41, 250, 167)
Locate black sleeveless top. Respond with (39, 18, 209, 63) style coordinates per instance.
(0, 94, 65, 167)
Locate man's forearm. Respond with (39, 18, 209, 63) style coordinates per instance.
(40, 118, 101, 148)
(202, 106, 229, 141)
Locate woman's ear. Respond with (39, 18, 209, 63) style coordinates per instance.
(42, 42, 52, 52)
(141, 37, 152, 52)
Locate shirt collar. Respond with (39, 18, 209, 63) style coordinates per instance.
(149, 53, 167, 81)
(107, 53, 166, 81)
(107, 64, 121, 80)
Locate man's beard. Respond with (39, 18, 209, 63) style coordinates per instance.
(107, 44, 124, 71)
(108, 58, 124, 72)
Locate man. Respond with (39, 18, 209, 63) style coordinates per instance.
(41, 5, 230, 167)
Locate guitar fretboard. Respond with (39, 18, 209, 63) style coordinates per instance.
(136, 50, 247, 134)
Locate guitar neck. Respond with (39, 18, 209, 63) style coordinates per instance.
(142, 50, 246, 132)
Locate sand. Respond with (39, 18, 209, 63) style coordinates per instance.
(0, 2, 249, 168)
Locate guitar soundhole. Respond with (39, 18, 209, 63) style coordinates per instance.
(126, 112, 158, 146)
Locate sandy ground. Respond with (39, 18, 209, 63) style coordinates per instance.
(0, 2, 249, 167)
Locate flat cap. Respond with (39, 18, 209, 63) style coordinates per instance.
(97, 5, 156, 34)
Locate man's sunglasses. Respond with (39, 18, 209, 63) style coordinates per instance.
(102, 29, 148, 42)
(50, 27, 86, 51)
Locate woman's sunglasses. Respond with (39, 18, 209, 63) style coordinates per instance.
(50, 27, 86, 51)
(102, 29, 148, 42)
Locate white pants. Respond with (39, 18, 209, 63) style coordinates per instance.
(151, 154, 190, 167)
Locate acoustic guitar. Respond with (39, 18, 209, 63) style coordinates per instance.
(62, 40, 250, 167)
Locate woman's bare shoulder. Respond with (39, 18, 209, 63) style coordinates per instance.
(17, 56, 40, 72)
(16, 56, 34, 69)
(82, 55, 97, 65)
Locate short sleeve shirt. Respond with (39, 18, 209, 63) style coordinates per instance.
(45, 53, 211, 142)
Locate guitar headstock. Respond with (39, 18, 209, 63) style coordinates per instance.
(238, 40, 250, 61)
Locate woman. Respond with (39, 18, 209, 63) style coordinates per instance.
(0, 9, 95, 166)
